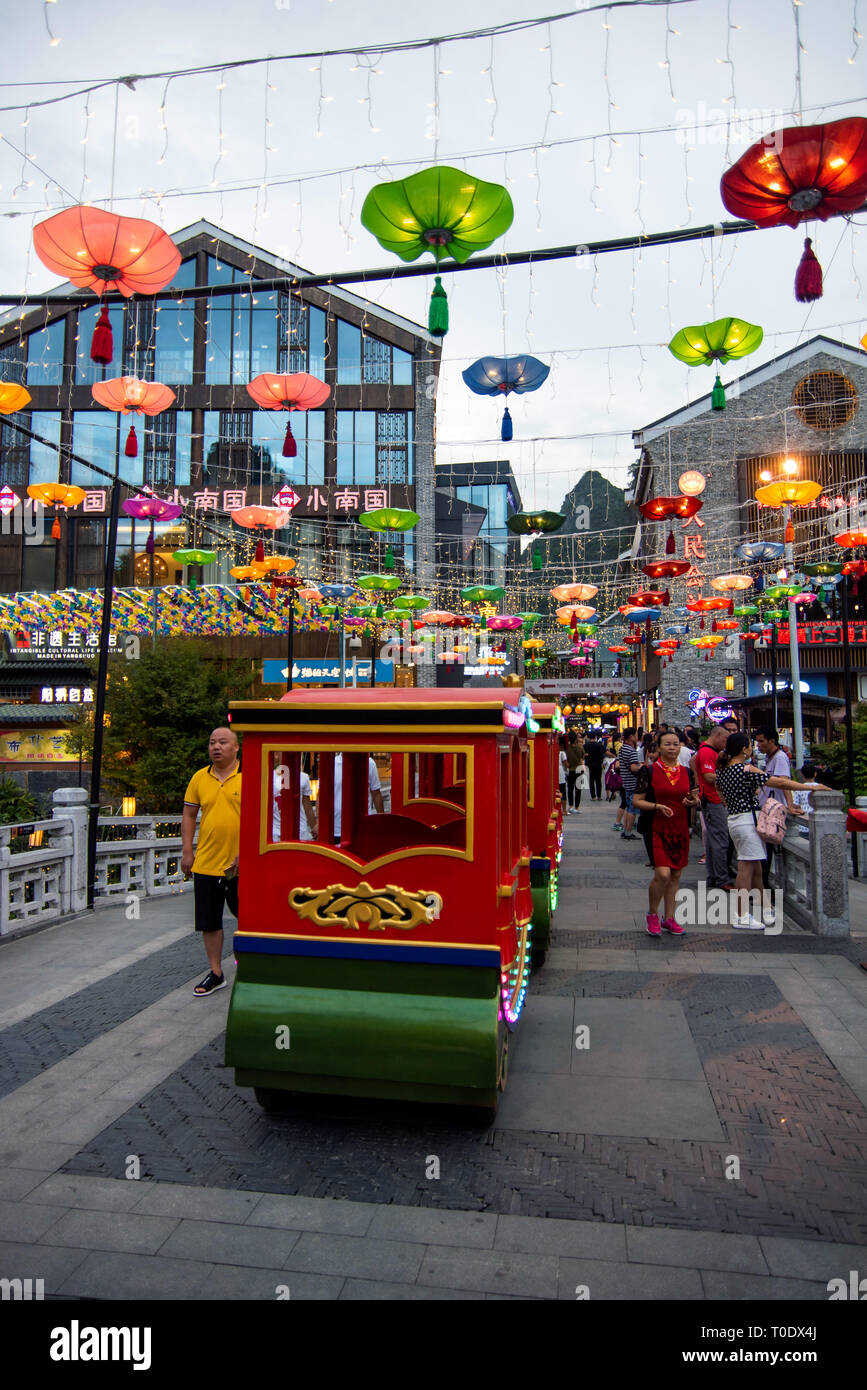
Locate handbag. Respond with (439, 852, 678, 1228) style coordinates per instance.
(755, 797, 787, 845)
(605, 764, 623, 791)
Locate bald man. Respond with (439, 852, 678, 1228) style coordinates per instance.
(182, 727, 242, 996)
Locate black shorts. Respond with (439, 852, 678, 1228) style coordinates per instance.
(193, 872, 238, 932)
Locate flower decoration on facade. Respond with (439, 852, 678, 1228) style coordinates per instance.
(360, 165, 514, 336)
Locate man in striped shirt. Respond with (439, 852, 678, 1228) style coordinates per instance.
(618, 727, 643, 841)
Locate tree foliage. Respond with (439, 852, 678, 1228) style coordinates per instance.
(812, 703, 867, 803)
(0, 776, 40, 825)
(70, 640, 256, 812)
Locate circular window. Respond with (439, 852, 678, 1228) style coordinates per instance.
(792, 371, 857, 430)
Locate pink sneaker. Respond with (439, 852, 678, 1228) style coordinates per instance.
(662, 918, 685, 936)
(646, 913, 661, 937)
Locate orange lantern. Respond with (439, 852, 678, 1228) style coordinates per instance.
(246, 373, 331, 459)
(556, 604, 596, 622)
(33, 207, 180, 298)
(550, 582, 598, 602)
(0, 384, 31, 415)
(755, 479, 822, 507)
(27, 482, 86, 541)
(420, 611, 457, 625)
(710, 573, 754, 591)
(835, 529, 867, 548)
(607, 645, 629, 654)
(230, 504, 292, 563)
(91, 377, 176, 459)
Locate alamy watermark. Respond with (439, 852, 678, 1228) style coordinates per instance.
(674, 105, 785, 150)
(674, 885, 783, 933)
(1, 506, 44, 544)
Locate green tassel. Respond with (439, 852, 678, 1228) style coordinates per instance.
(189, 573, 198, 590)
(376, 602, 384, 619)
(383, 545, 395, 571)
(711, 374, 726, 411)
(532, 546, 543, 572)
(428, 276, 449, 337)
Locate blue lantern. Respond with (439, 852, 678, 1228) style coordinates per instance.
(462, 354, 550, 441)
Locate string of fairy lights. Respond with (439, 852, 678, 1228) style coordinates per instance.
(0, 0, 863, 671)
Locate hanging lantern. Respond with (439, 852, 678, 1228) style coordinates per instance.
(668, 317, 763, 411)
(357, 573, 403, 592)
(720, 118, 867, 299)
(246, 371, 330, 413)
(735, 540, 785, 562)
(0, 384, 31, 415)
(677, 470, 707, 496)
(32, 207, 181, 297)
(638, 495, 703, 521)
(358, 507, 420, 532)
(28, 482, 86, 545)
(506, 509, 565, 535)
(628, 589, 670, 607)
(550, 583, 598, 602)
(462, 354, 550, 440)
(360, 166, 514, 337)
(460, 584, 505, 605)
(92, 377, 176, 416)
(755, 479, 822, 507)
(641, 559, 691, 579)
(710, 573, 754, 591)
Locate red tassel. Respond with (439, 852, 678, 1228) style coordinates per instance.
(125, 425, 138, 458)
(728, 598, 734, 616)
(662, 590, 670, 606)
(90, 305, 113, 365)
(704, 652, 709, 662)
(795, 237, 823, 303)
(255, 538, 264, 563)
(699, 616, 705, 630)
(282, 419, 297, 458)
(665, 529, 675, 555)
(712, 619, 718, 632)
(51, 517, 61, 540)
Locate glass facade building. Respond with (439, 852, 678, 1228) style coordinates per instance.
(0, 220, 439, 594)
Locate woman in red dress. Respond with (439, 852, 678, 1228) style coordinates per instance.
(633, 730, 700, 938)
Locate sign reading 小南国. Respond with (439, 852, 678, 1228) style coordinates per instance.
(0, 484, 415, 522)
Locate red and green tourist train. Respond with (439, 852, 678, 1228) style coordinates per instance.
(224, 686, 562, 1114)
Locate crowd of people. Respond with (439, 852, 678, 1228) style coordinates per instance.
(558, 719, 831, 934)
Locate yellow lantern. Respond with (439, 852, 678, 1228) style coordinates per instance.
(121, 796, 136, 817)
(0, 383, 31, 415)
(755, 479, 822, 507)
(710, 573, 754, 591)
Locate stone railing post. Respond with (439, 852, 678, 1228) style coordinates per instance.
(52, 787, 90, 914)
(0, 826, 10, 936)
(139, 817, 157, 896)
(806, 789, 849, 938)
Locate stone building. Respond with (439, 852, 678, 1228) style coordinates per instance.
(631, 336, 867, 730)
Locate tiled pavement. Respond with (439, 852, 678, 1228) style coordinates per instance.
(1, 801, 866, 1300)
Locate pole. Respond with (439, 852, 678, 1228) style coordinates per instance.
(86, 453, 122, 910)
(841, 574, 858, 878)
(784, 503, 805, 768)
(286, 593, 295, 693)
(770, 618, 779, 733)
(339, 618, 346, 688)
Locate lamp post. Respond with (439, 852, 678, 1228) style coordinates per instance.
(783, 502, 805, 768)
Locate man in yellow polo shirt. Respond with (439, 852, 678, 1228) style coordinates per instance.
(181, 727, 242, 997)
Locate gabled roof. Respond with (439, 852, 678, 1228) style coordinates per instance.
(634, 335, 867, 446)
(2, 218, 436, 345)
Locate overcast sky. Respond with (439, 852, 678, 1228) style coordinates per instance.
(1, 0, 864, 514)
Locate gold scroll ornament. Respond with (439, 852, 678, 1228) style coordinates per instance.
(288, 881, 443, 931)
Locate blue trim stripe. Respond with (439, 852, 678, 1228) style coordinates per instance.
(233, 934, 500, 968)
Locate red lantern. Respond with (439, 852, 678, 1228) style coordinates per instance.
(721, 118, 867, 229)
(642, 559, 691, 579)
(33, 207, 180, 298)
(638, 495, 703, 521)
(628, 589, 669, 607)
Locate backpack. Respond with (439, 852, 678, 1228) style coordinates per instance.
(755, 797, 787, 845)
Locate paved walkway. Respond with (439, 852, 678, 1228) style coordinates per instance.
(1, 799, 866, 1300)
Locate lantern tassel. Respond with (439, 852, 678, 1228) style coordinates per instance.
(711, 375, 726, 411)
(282, 419, 297, 458)
(795, 237, 823, 303)
(501, 407, 513, 442)
(255, 537, 264, 563)
(90, 305, 113, 366)
(428, 276, 449, 337)
(383, 545, 395, 571)
(51, 516, 61, 540)
(665, 528, 676, 555)
(145, 526, 155, 556)
(125, 425, 138, 458)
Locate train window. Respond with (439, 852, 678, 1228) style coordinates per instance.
(264, 746, 470, 861)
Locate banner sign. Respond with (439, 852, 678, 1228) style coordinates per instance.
(263, 658, 394, 685)
(0, 729, 77, 762)
(0, 484, 415, 524)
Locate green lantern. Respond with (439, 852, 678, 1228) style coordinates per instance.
(172, 548, 216, 566)
(518, 612, 543, 627)
(802, 560, 844, 577)
(360, 166, 514, 337)
(357, 573, 403, 591)
(506, 510, 566, 536)
(358, 508, 420, 532)
(733, 603, 759, 617)
(393, 594, 430, 611)
(668, 316, 763, 412)
(460, 584, 505, 605)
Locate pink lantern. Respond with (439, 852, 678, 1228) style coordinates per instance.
(92, 378, 176, 415)
(487, 615, 523, 631)
(247, 373, 331, 459)
(550, 582, 598, 602)
(229, 504, 291, 563)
